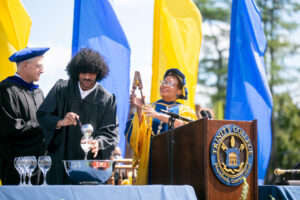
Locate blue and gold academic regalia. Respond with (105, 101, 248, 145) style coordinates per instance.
(125, 99, 197, 185)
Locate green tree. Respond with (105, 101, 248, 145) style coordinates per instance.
(194, 0, 231, 111)
(256, 0, 300, 184)
(271, 93, 300, 183)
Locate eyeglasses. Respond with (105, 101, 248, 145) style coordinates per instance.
(160, 80, 175, 87)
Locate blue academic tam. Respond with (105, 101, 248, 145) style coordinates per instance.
(9, 47, 49, 62)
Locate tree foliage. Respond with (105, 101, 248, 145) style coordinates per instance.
(256, 0, 300, 93)
(194, 0, 231, 106)
(256, 0, 300, 184)
(273, 93, 300, 168)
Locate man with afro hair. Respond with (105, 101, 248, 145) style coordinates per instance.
(37, 48, 119, 184)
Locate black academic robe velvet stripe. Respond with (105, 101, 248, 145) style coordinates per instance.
(37, 79, 119, 184)
(0, 80, 44, 185)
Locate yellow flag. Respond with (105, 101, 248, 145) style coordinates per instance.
(151, 0, 202, 108)
(0, 0, 31, 81)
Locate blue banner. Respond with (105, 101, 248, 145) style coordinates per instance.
(72, 0, 131, 157)
(225, 0, 273, 185)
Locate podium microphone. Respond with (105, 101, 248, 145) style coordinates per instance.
(160, 109, 193, 123)
(206, 110, 213, 119)
(200, 110, 213, 119)
(200, 110, 208, 118)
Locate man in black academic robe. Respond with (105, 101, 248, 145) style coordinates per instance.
(0, 47, 49, 185)
(37, 48, 119, 184)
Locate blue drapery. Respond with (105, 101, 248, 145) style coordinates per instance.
(72, 0, 131, 157)
(225, 0, 273, 185)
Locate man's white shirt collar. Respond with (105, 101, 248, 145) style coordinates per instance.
(78, 81, 98, 99)
(14, 73, 23, 79)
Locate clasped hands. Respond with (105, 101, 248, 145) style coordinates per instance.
(56, 112, 100, 158)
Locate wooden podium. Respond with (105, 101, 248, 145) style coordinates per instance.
(151, 118, 258, 200)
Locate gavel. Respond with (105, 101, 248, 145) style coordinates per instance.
(132, 71, 145, 105)
(274, 168, 300, 176)
(128, 71, 145, 118)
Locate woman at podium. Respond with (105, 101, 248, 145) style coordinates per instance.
(125, 68, 197, 185)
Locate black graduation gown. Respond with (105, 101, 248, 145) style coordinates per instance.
(0, 78, 44, 185)
(36, 79, 119, 184)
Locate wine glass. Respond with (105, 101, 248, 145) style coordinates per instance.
(26, 156, 37, 185)
(19, 157, 27, 185)
(22, 156, 30, 185)
(14, 157, 23, 185)
(38, 156, 52, 185)
(80, 136, 93, 160)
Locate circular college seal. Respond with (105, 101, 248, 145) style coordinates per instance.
(210, 124, 254, 186)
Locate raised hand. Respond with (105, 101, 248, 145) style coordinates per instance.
(56, 112, 79, 128)
(129, 89, 145, 109)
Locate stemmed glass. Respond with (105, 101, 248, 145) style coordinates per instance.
(14, 157, 24, 185)
(19, 157, 27, 185)
(26, 156, 37, 185)
(80, 136, 93, 160)
(38, 156, 52, 185)
(22, 157, 30, 185)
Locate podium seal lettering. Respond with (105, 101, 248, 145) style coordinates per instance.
(210, 124, 253, 186)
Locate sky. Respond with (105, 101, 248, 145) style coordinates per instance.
(21, 0, 157, 103)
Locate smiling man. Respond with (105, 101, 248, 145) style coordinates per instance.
(37, 48, 119, 184)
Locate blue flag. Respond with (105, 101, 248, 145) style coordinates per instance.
(72, 0, 131, 157)
(225, 0, 273, 185)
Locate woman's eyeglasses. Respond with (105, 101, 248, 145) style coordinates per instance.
(160, 80, 175, 87)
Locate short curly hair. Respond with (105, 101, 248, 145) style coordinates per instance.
(66, 48, 109, 82)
